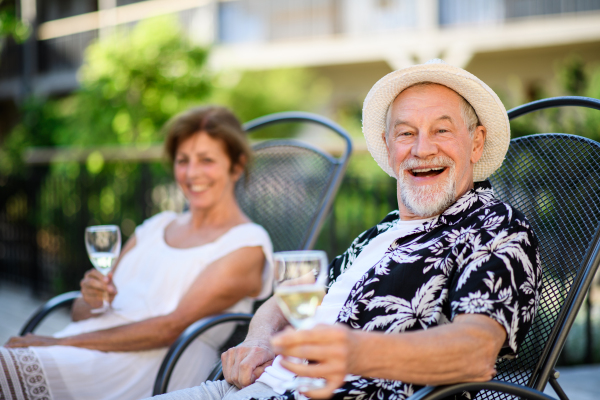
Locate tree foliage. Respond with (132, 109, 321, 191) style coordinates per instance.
(509, 55, 600, 142)
(0, 0, 29, 44)
(0, 14, 327, 226)
(1, 15, 326, 175)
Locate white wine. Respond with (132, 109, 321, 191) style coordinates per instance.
(274, 284, 325, 329)
(89, 252, 117, 276)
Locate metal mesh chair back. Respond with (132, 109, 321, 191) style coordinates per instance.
(234, 111, 352, 252)
(236, 141, 339, 251)
(480, 133, 600, 399)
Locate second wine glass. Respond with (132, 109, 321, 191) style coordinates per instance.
(273, 250, 328, 392)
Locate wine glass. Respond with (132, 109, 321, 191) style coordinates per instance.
(84, 225, 121, 313)
(273, 250, 328, 392)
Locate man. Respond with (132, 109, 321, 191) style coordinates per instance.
(152, 59, 541, 400)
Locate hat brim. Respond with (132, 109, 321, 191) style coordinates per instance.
(362, 62, 510, 182)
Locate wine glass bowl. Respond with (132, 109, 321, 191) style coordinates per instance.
(273, 250, 328, 329)
(272, 250, 329, 392)
(85, 225, 121, 313)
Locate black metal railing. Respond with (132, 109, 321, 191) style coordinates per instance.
(0, 162, 391, 296)
(0, 162, 176, 296)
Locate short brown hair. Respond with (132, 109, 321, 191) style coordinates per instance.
(164, 106, 251, 174)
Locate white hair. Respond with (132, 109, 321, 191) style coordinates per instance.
(397, 155, 457, 217)
(384, 82, 481, 140)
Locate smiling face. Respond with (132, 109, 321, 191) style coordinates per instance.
(385, 84, 486, 220)
(174, 131, 243, 212)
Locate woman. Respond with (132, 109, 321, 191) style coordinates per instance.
(2, 106, 273, 400)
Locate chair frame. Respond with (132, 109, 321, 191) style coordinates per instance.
(407, 96, 600, 400)
(242, 111, 352, 251)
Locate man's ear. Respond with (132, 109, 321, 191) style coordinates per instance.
(383, 131, 394, 171)
(470, 126, 487, 164)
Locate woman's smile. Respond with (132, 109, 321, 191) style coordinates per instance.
(189, 184, 210, 193)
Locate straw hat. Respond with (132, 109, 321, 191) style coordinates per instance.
(362, 59, 510, 182)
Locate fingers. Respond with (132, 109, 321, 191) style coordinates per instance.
(271, 325, 350, 354)
(4, 336, 20, 347)
(238, 356, 258, 387)
(81, 270, 107, 292)
(4, 334, 58, 348)
(221, 344, 275, 389)
(279, 358, 345, 400)
(279, 358, 345, 380)
(272, 325, 353, 399)
(222, 347, 251, 388)
(80, 269, 117, 305)
(252, 359, 274, 380)
(5, 334, 33, 348)
(302, 379, 344, 399)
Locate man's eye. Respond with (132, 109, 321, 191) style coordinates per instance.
(438, 129, 449, 133)
(176, 159, 187, 165)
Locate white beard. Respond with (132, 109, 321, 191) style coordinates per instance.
(397, 156, 457, 218)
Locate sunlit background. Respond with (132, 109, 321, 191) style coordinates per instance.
(1, 0, 600, 365)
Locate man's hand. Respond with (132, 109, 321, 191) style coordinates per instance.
(272, 324, 357, 399)
(5, 333, 61, 348)
(80, 269, 117, 307)
(221, 339, 275, 389)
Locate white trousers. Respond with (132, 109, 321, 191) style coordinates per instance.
(149, 381, 279, 400)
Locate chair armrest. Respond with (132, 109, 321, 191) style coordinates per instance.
(407, 380, 556, 400)
(19, 291, 80, 336)
(152, 313, 254, 396)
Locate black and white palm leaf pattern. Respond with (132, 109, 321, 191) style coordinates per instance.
(252, 181, 541, 400)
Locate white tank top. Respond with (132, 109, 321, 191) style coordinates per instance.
(55, 211, 273, 349)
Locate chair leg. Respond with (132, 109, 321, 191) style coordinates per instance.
(548, 370, 569, 400)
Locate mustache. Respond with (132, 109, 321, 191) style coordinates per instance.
(399, 156, 455, 172)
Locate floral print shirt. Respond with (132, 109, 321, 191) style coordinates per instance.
(263, 181, 541, 400)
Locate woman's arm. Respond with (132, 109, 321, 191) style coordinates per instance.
(6, 246, 266, 351)
(71, 235, 138, 322)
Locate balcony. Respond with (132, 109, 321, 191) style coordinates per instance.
(1, 0, 600, 100)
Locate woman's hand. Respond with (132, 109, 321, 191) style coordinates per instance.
(80, 269, 117, 308)
(222, 339, 275, 389)
(4, 334, 61, 348)
(272, 324, 357, 399)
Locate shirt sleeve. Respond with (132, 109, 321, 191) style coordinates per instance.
(448, 210, 542, 357)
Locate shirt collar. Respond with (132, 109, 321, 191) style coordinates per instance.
(432, 180, 496, 228)
(383, 180, 496, 237)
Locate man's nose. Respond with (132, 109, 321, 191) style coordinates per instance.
(412, 132, 438, 158)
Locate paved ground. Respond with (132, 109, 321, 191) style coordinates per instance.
(1, 281, 598, 399)
(0, 281, 71, 344)
(543, 364, 600, 400)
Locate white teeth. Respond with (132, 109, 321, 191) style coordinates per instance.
(411, 167, 444, 173)
(190, 185, 208, 192)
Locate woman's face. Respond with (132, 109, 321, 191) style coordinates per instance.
(174, 131, 242, 212)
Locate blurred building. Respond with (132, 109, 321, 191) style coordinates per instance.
(1, 0, 600, 132)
